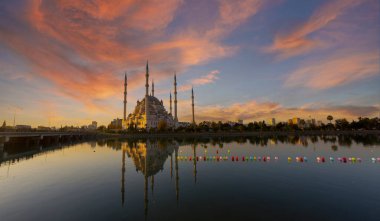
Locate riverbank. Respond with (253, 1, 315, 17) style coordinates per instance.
(114, 130, 380, 139)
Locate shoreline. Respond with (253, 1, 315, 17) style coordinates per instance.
(115, 130, 380, 139)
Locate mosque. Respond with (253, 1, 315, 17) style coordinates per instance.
(122, 61, 195, 131)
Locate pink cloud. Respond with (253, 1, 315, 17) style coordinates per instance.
(178, 70, 220, 92)
(285, 51, 380, 89)
(0, 0, 269, 122)
(192, 70, 220, 85)
(265, 0, 365, 59)
(207, 0, 266, 38)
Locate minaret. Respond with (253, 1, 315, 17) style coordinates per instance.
(152, 79, 154, 97)
(191, 87, 195, 125)
(174, 73, 178, 122)
(123, 73, 127, 121)
(145, 61, 149, 130)
(145, 61, 149, 96)
(169, 92, 172, 116)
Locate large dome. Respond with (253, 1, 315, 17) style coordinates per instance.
(132, 96, 169, 116)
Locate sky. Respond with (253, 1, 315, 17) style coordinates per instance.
(0, 0, 379, 127)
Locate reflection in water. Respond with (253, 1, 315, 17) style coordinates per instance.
(175, 143, 179, 205)
(120, 139, 189, 218)
(113, 135, 380, 218)
(1, 135, 380, 221)
(121, 146, 126, 206)
(193, 144, 197, 184)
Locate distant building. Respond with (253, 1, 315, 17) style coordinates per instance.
(37, 126, 51, 131)
(177, 122, 191, 127)
(305, 119, 316, 128)
(226, 121, 240, 126)
(110, 118, 123, 129)
(267, 118, 276, 126)
(15, 125, 32, 130)
(88, 121, 97, 130)
(292, 118, 300, 125)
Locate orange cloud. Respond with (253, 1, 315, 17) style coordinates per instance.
(285, 51, 380, 89)
(265, 0, 365, 59)
(0, 0, 269, 119)
(149, 37, 236, 67)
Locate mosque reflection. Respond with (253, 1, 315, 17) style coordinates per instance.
(117, 139, 197, 218)
(102, 134, 380, 218)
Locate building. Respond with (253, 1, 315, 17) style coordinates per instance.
(37, 126, 52, 131)
(110, 118, 123, 129)
(88, 121, 97, 130)
(292, 118, 301, 125)
(177, 122, 191, 128)
(15, 125, 32, 130)
(267, 118, 276, 126)
(122, 61, 195, 131)
(305, 119, 316, 128)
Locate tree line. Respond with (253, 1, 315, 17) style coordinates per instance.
(101, 116, 379, 133)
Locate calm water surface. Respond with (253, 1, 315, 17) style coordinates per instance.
(1, 135, 380, 221)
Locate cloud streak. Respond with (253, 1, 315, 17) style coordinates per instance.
(285, 51, 380, 90)
(179, 70, 220, 92)
(265, 0, 365, 59)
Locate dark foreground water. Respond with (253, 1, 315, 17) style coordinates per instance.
(1, 135, 380, 221)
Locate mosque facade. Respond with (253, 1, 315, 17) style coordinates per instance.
(122, 61, 194, 131)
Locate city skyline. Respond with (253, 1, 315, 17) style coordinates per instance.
(0, 0, 379, 127)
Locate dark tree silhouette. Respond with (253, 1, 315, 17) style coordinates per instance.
(327, 115, 333, 124)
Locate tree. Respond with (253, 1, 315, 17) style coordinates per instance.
(299, 119, 306, 129)
(327, 115, 333, 124)
(157, 120, 167, 131)
(247, 122, 254, 131)
(335, 119, 349, 130)
(97, 125, 106, 132)
(211, 122, 218, 132)
(1, 120, 5, 128)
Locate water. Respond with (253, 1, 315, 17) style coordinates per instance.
(1, 135, 380, 221)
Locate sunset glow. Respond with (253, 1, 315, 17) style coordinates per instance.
(0, 0, 379, 127)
